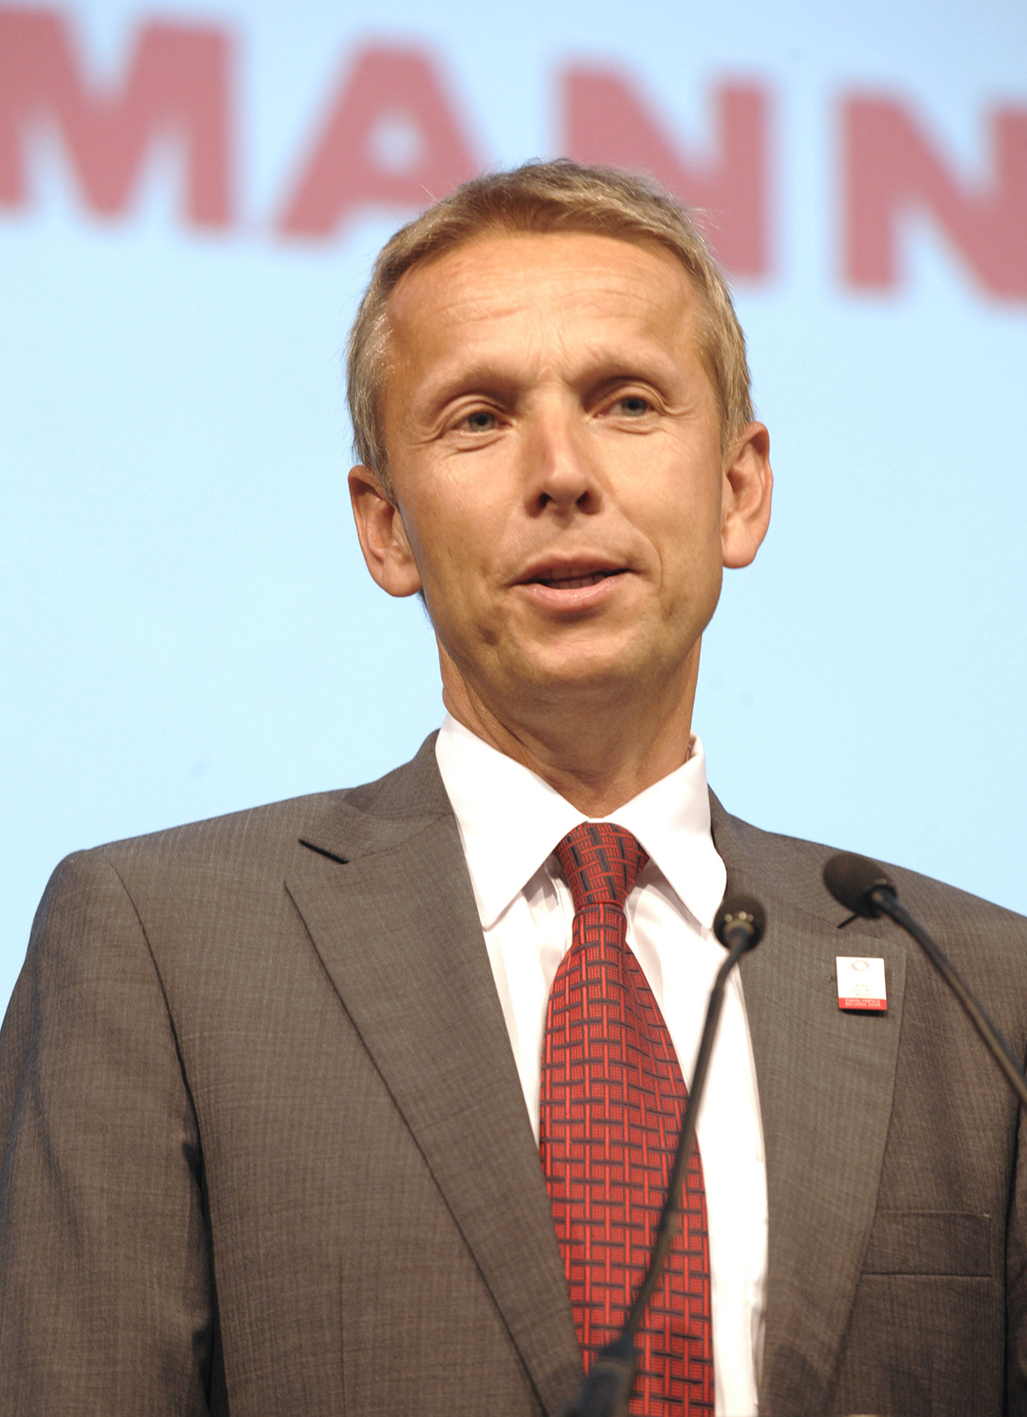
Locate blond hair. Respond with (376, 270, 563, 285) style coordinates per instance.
(346, 160, 753, 492)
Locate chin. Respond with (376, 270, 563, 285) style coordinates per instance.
(512, 648, 658, 702)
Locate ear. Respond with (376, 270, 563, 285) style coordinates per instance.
(348, 465, 424, 598)
(720, 422, 773, 569)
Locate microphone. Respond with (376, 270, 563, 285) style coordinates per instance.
(823, 852, 1027, 1111)
(564, 891, 766, 1417)
(714, 894, 767, 954)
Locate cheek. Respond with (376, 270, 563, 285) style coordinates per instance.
(393, 467, 463, 566)
(624, 428, 722, 513)
(647, 496, 725, 598)
(633, 465, 721, 544)
(402, 502, 491, 611)
(408, 471, 512, 574)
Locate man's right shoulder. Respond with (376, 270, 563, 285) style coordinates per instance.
(41, 730, 453, 913)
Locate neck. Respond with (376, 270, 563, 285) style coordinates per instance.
(440, 648, 700, 817)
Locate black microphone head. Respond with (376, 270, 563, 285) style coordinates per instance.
(714, 892, 766, 951)
(823, 852, 897, 917)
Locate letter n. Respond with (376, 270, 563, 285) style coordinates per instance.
(278, 46, 477, 237)
(0, 5, 231, 225)
(844, 96, 1027, 298)
(562, 68, 771, 277)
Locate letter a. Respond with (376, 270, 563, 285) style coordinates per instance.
(278, 46, 477, 237)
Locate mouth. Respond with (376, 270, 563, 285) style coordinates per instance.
(519, 562, 629, 591)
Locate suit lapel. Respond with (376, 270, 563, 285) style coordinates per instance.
(284, 750, 903, 1415)
(712, 798, 907, 1415)
(286, 758, 581, 1416)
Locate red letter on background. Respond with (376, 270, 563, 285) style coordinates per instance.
(0, 5, 231, 225)
(562, 68, 770, 277)
(278, 46, 477, 237)
(844, 96, 1027, 298)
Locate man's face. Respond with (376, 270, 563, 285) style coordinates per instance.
(351, 231, 770, 725)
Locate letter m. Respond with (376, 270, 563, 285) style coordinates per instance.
(0, 5, 231, 225)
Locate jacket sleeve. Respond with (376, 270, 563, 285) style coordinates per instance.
(1007, 1033, 1027, 1414)
(0, 851, 217, 1414)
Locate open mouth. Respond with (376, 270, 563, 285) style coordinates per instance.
(530, 568, 626, 590)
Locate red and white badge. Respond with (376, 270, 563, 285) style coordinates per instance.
(836, 955, 887, 1011)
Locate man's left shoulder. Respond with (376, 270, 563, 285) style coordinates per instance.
(711, 791, 1027, 956)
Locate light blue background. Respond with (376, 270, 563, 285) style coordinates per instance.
(2, 0, 1026, 1017)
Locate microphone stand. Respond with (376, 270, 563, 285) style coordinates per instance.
(563, 896, 765, 1417)
(824, 853, 1027, 1112)
(870, 886, 1027, 1111)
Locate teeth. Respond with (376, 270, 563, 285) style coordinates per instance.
(539, 570, 613, 589)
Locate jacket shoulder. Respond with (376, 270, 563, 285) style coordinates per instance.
(42, 732, 450, 906)
(712, 795, 1027, 945)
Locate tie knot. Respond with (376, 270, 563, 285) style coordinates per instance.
(554, 821, 649, 913)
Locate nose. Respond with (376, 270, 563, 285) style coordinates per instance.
(522, 395, 602, 516)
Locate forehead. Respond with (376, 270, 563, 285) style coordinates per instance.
(383, 231, 704, 386)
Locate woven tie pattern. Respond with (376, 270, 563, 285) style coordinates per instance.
(540, 821, 714, 1415)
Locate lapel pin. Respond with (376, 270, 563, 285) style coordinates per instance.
(837, 955, 887, 1012)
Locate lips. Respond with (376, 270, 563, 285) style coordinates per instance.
(517, 559, 628, 590)
(534, 568, 625, 590)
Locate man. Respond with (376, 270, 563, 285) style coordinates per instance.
(2, 161, 1026, 1417)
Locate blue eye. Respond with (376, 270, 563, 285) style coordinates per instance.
(618, 396, 650, 416)
(466, 410, 496, 431)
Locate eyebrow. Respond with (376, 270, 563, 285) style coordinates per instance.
(413, 345, 687, 413)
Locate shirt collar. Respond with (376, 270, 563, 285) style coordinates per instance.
(435, 714, 726, 931)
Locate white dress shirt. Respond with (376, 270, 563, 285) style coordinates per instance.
(435, 713, 767, 1417)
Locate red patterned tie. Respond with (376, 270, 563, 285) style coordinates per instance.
(540, 821, 714, 1415)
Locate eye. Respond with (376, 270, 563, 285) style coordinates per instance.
(463, 409, 497, 432)
(615, 394, 653, 417)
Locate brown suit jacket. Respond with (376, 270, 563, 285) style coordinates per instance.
(2, 734, 1027, 1415)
